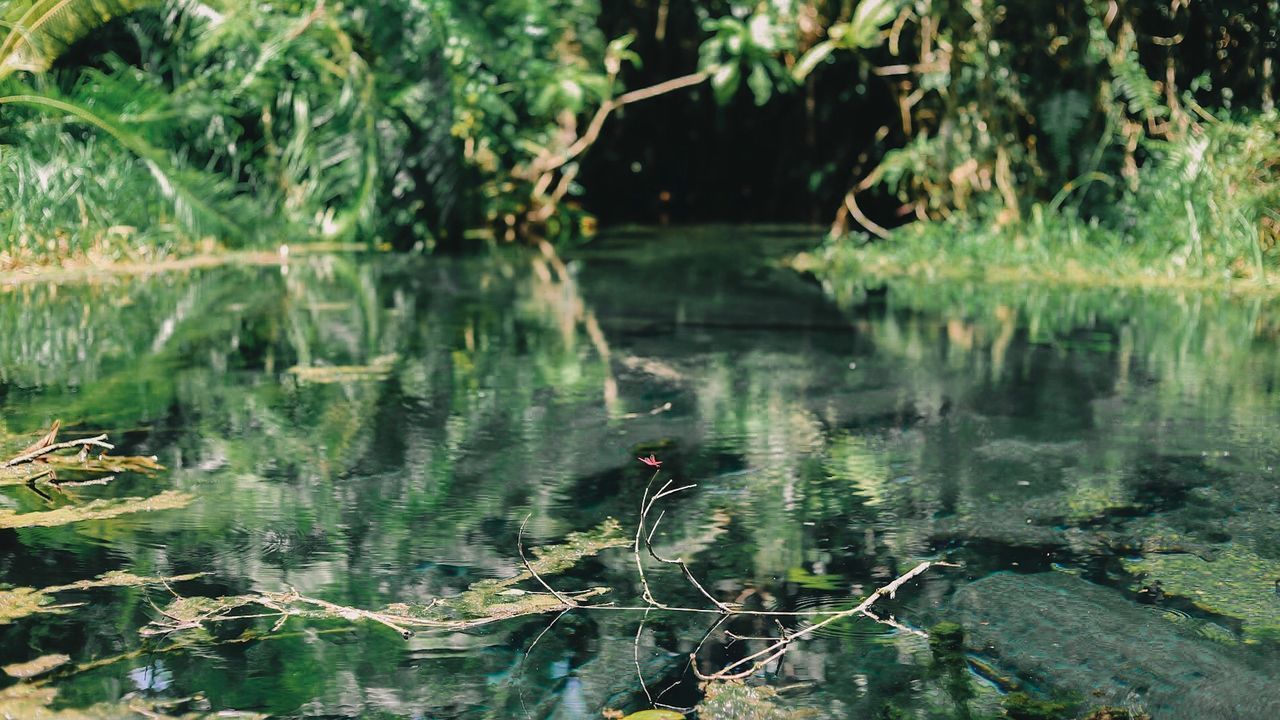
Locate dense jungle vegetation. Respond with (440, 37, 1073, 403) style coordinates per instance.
(0, 0, 1277, 283)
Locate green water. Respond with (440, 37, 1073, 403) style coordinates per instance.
(2, 228, 1279, 718)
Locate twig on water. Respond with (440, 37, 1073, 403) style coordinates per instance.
(633, 469, 733, 613)
(127, 454, 956, 708)
(519, 513, 578, 607)
(692, 560, 959, 681)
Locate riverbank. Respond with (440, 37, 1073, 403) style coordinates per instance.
(795, 223, 1280, 299)
(0, 242, 377, 288)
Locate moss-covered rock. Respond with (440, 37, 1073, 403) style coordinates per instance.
(1122, 545, 1280, 640)
(948, 572, 1280, 720)
(1001, 692, 1076, 720)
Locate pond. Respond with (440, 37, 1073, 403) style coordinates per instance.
(1, 227, 1279, 719)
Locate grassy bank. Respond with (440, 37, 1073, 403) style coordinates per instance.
(0, 242, 374, 288)
(793, 220, 1280, 297)
(801, 112, 1280, 296)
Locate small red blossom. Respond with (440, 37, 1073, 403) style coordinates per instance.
(637, 454, 663, 468)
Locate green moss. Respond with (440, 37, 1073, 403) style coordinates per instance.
(1122, 544, 1280, 640)
(1001, 692, 1076, 720)
(695, 681, 817, 720)
(929, 621, 966, 656)
(0, 490, 193, 529)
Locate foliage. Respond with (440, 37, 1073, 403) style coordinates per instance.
(0, 0, 1277, 275)
(804, 0, 1278, 278)
(0, 0, 162, 78)
(0, 0, 625, 259)
(802, 110, 1280, 289)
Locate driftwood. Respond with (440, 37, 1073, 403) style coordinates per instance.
(1, 420, 164, 485)
(0, 421, 182, 528)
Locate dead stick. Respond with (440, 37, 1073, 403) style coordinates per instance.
(3, 434, 113, 467)
(519, 514, 577, 607)
(694, 560, 957, 680)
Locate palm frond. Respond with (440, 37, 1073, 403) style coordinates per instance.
(0, 0, 164, 79)
(0, 87, 250, 238)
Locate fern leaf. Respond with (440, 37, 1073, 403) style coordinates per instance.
(1039, 90, 1092, 169)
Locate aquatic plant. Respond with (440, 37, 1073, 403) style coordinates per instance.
(0, 570, 203, 624)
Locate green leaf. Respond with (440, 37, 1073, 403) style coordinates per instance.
(793, 40, 836, 81)
(621, 711, 685, 720)
(847, 0, 901, 48)
(710, 63, 740, 105)
(0, 90, 250, 238)
(747, 63, 772, 106)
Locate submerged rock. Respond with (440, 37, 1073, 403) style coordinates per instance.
(1122, 545, 1280, 640)
(947, 572, 1280, 720)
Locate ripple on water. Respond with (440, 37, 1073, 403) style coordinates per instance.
(1138, 604, 1240, 644)
(789, 595, 929, 648)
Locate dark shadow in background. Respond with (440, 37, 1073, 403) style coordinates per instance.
(580, 2, 899, 227)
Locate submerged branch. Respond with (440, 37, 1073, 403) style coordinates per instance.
(1, 420, 164, 485)
(693, 560, 958, 681)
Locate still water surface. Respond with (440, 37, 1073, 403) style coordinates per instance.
(2, 228, 1280, 718)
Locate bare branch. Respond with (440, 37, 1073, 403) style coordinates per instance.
(693, 560, 958, 681)
(3, 434, 114, 468)
(519, 514, 578, 607)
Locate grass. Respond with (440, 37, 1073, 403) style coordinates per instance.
(0, 241, 376, 287)
(801, 113, 1280, 296)
(792, 219, 1280, 297)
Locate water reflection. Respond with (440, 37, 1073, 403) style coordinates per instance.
(1, 229, 1279, 718)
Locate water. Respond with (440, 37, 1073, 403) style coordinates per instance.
(2, 227, 1279, 718)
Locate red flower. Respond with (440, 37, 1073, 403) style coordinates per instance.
(637, 454, 662, 468)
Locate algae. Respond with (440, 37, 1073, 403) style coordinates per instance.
(1, 653, 69, 679)
(694, 682, 818, 720)
(0, 683, 266, 719)
(1122, 544, 1280, 640)
(0, 490, 194, 529)
(0, 571, 202, 624)
(1002, 692, 1077, 720)
(43, 452, 165, 475)
(0, 452, 161, 486)
(1081, 709, 1151, 720)
(144, 520, 629, 638)
(286, 354, 398, 383)
(412, 517, 629, 620)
